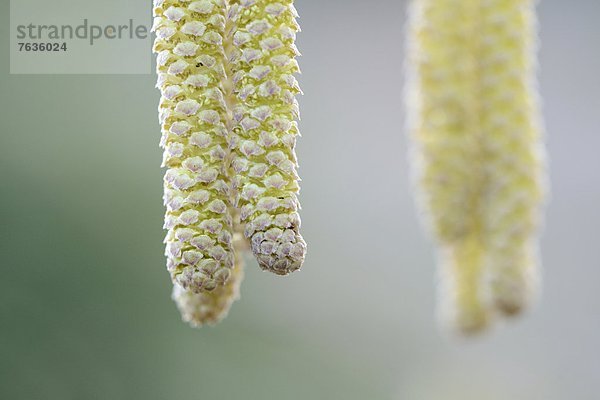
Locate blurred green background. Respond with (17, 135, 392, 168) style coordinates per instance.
(1, 0, 599, 399)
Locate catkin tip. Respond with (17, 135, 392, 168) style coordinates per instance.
(172, 250, 245, 327)
(438, 238, 491, 335)
(489, 243, 540, 317)
(491, 277, 531, 317)
(252, 231, 306, 275)
(451, 308, 491, 336)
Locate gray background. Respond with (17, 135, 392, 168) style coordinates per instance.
(1, 0, 599, 399)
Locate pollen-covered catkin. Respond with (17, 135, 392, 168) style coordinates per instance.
(407, 0, 545, 333)
(153, 0, 236, 293)
(172, 214, 247, 327)
(227, 0, 307, 275)
(407, 0, 491, 333)
(480, 0, 545, 316)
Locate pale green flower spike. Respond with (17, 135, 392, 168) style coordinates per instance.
(153, 0, 306, 325)
(172, 214, 246, 327)
(227, 0, 307, 275)
(153, 0, 236, 294)
(407, 0, 545, 334)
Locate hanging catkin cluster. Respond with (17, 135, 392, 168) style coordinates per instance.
(407, 0, 546, 334)
(153, 0, 306, 327)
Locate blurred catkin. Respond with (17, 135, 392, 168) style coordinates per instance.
(227, 0, 307, 275)
(407, 0, 545, 333)
(153, 0, 236, 294)
(479, 0, 545, 316)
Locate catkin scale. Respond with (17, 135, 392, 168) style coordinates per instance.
(407, 0, 545, 333)
(227, 0, 306, 275)
(153, 0, 236, 294)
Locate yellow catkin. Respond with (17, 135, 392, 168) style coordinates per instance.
(408, 0, 490, 333)
(153, 0, 236, 294)
(172, 213, 246, 327)
(407, 0, 545, 333)
(227, 0, 307, 275)
(480, 1, 545, 316)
